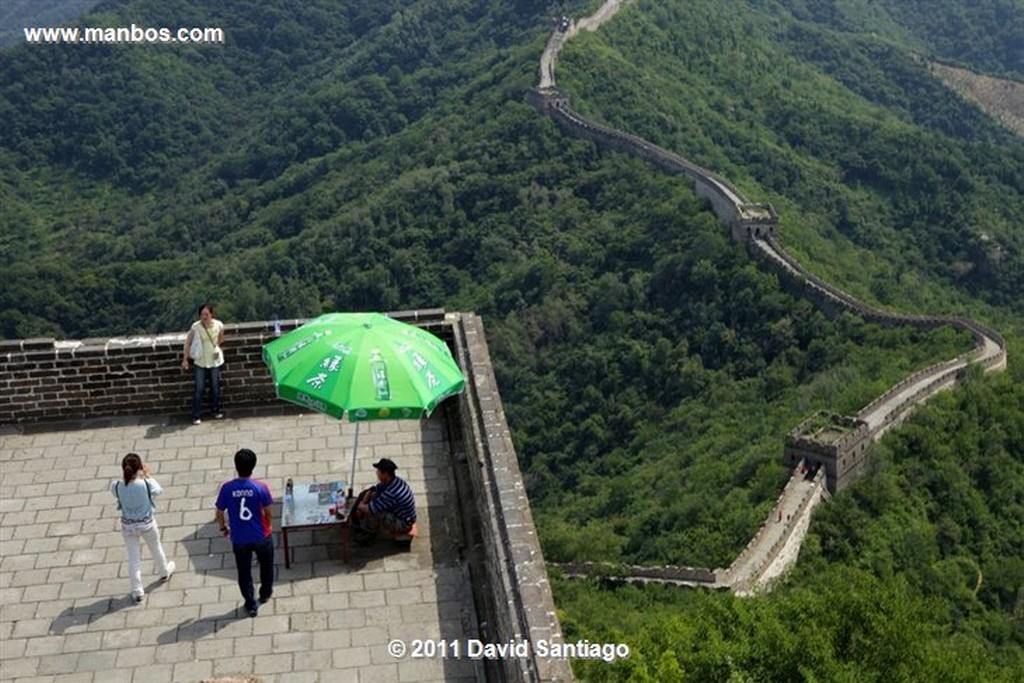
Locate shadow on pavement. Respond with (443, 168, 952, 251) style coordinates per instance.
(156, 607, 242, 643)
(49, 578, 169, 634)
(179, 520, 240, 583)
(144, 420, 191, 439)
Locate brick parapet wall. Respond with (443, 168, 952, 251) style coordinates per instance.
(553, 562, 717, 585)
(2, 333, 192, 424)
(755, 236, 1007, 350)
(0, 311, 450, 426)
(728, 467, 828, 593)
(748, 469, 829, 593)
(721, 461, 807, 585)
(538, 98, 748, 225)
(750, 468, 827, 588)
(452, 313, 573, 682)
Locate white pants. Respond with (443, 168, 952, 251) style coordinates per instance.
(121, 519, 170, 597)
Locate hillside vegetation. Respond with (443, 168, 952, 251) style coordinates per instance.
(784, 0, 1024, 79)
(558, 0, 1024, 319)
(548, 0, 1024, 678)
(2, 0, 1022, 679)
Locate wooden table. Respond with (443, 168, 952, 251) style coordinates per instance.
(280, 479, 354, 568)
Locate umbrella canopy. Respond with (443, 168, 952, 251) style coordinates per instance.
(262, 312, 465, 421)
(262, 312, 466, 495)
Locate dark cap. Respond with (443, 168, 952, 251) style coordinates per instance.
(372, 458, 397, 474)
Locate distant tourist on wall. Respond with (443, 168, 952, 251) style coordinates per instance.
(215, 448, 274, 618)
(111, 453, 176, 603)
(353, 458, 417, 543)
(182, 302, 225, 425)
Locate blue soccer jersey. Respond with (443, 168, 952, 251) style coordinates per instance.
(216, 478, 273, 545)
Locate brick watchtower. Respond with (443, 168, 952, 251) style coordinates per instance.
(732, 202, 780, 241)
(783, 411, 871, 493)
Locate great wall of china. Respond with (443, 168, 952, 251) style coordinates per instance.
(528, 1, 1007, 595)
(6, 7, 1009, 682)
(0, 0, 1008, 620)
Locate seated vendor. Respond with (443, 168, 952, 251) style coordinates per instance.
(354, 458, 416, 536)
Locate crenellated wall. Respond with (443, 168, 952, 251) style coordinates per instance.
(719, 463, 825, 589)
(552, 562, 720, 587)
(750, 468, 830, 593)
(732, 468, 828, 595)
(753, 236, 1006, 455)
(535, 99, 781, 241)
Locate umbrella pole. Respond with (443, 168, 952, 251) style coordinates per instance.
(348, 421, 360, 498)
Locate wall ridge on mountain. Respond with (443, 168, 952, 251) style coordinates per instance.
(528, 0, 1006, 593)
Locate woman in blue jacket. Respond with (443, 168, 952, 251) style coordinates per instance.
(111, 453, 176, 603)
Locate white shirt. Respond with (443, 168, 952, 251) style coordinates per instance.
(190, 319, 224, 368)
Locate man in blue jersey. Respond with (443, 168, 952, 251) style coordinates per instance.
(354, 458, 417, 539)
(215, 448, 274, 617)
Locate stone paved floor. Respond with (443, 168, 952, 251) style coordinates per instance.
(0, 411, 480, 683)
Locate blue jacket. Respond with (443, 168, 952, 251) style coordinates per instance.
(112, 477, 162, 521)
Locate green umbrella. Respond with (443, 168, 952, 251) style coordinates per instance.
(262, 312, 465, 493)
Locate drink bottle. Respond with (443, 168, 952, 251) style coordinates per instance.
(370, 349, 390, 400)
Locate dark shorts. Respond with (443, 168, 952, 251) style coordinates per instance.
(374, 511, 413, 534)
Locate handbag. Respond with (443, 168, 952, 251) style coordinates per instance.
(189, 331, 203, 360)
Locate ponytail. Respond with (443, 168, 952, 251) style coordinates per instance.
(122, 453, 143, 485)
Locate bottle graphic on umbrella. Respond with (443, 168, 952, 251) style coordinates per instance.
(370, 349, 390, 401)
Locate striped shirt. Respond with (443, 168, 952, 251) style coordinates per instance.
(369, 476, 416, 525)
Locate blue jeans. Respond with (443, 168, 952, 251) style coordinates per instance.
(191, 365, 221, 420)
(232, 536, 274, 611)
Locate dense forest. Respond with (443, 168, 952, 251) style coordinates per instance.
(555, 367, 1024, 681)
(558, 0, 1024, 317)
(2, 0, 1022, 679)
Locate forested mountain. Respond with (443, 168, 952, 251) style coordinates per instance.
(3, 0, 1022, 679)
(558, 0, 1024, 317)
(782, 0, 1024, 78)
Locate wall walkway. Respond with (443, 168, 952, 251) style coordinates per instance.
(0, 311, 573, 683)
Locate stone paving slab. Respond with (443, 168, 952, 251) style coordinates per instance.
(1, 412, 479, 683)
